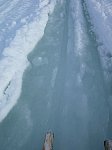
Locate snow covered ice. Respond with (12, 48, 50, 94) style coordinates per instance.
(0, 0, 56, 122)
(0, 0, 112, 150)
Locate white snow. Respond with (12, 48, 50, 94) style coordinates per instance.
(11, 21, 17, 27)
(0, 0, 56, 122)
(71, 0, 89, 57)
(85, 0, 112, 70)
(85, 0, 112, 54)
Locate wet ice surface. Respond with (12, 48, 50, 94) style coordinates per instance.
(0, 0, 111, 150)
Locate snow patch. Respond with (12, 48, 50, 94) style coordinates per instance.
(85, 0, 112, 72)
(85, 0, 112, 52)
(71, 0, 88, 56)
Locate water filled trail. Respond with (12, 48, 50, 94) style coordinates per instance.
(0, 0, 109, 150)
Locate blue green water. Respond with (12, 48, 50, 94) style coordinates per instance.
(0, 1, 109, 150)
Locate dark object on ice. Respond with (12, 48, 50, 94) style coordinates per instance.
(104, 140, 112, 150)
(42, 131, 54, 150)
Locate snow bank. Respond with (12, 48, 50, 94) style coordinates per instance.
(85, 0, 112, 73)
(85, 0, 112, 53)
(0, 0, 56, 122)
